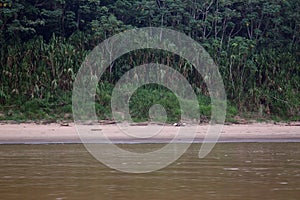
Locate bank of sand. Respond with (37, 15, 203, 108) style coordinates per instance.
(0, 122, 300, 144)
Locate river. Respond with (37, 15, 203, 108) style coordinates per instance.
(0, 143, 299, 200)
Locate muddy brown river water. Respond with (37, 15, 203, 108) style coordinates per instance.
(0, 143, 299, 200)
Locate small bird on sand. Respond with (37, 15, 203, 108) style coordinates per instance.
(173, 122, 186, 127)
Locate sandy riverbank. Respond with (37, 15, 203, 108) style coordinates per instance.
(0, 122, 300, 144)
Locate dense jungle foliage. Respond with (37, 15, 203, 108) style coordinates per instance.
(0, 0, 299, 122)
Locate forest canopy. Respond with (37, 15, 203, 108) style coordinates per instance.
(0, 0, 299, 122)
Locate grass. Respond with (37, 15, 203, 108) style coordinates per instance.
(0, 82, 298, 124)
(0, 83, 247, 124)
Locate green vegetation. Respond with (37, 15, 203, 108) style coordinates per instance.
(0, 0, 299, 123)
